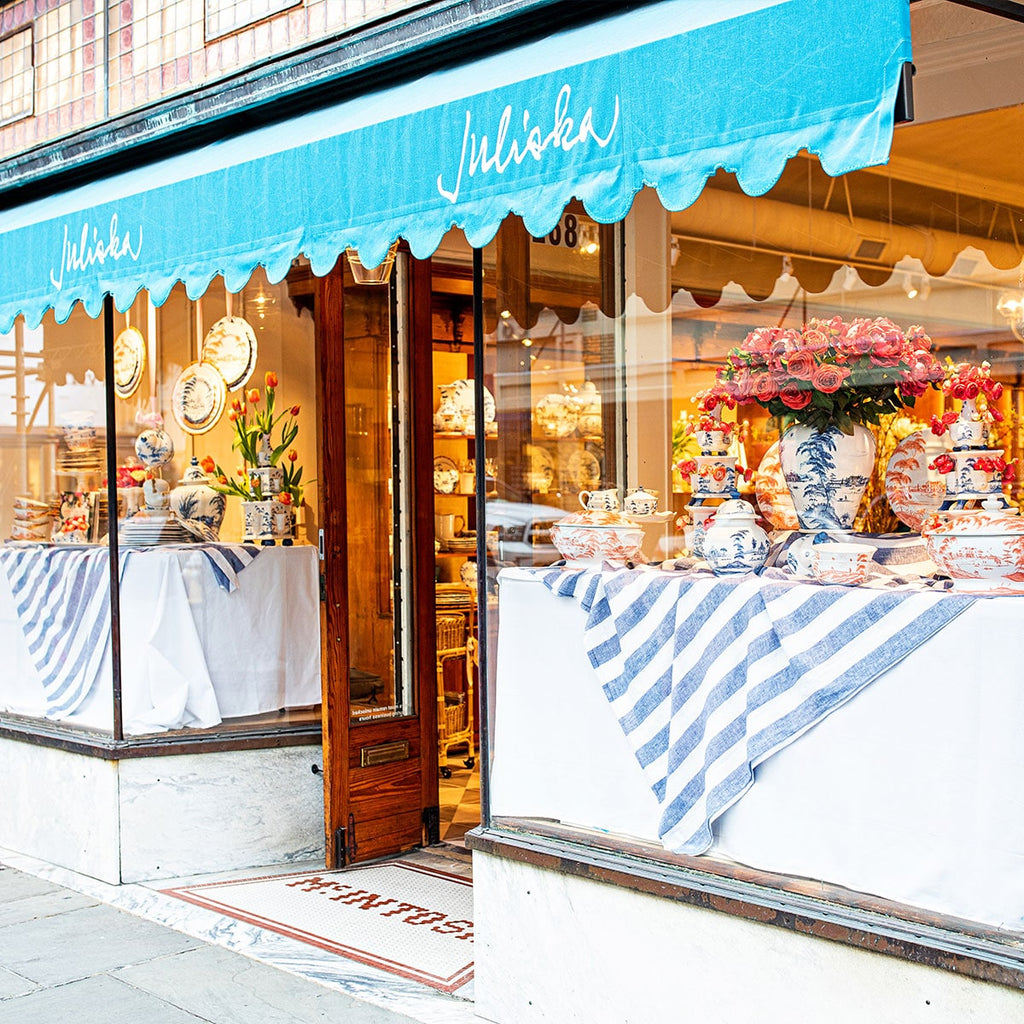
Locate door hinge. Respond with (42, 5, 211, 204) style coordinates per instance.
(423, 805, 440, 846)
(333, 815, 358, 867)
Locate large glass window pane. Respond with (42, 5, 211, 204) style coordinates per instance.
(0, 307, 114, 734)
(346, 257, 414, 723)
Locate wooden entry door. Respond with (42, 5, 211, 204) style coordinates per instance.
(317, 252, 438, 867)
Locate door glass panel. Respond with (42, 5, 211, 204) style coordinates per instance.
(345, 256, 414, 723)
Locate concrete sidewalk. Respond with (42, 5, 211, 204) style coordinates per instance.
(0, 865, 424, 1024)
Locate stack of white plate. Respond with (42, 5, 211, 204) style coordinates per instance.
(119, 509, 195, 547)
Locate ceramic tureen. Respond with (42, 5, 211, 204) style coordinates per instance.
(922, 501, 1024, 591)
(550, 507, 645, 566)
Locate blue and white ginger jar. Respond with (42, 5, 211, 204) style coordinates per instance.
(703, 498, 770, 576)
(170, 457, 226, 540)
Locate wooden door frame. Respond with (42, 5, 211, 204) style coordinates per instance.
(316, 252, 439, 869)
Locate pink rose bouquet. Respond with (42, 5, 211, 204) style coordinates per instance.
(712, 316, 944, 433)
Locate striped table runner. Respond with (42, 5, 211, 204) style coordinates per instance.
(538, 567, 975, 855)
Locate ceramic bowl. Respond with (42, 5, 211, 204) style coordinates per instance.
(809, 542, 876, 585)
(551, 509, 645, 565)
(923, 509, 1024, 590)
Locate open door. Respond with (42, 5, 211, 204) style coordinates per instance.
(317, 252, 438, 867)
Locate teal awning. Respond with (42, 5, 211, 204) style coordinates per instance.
(0, 0, 911, 330)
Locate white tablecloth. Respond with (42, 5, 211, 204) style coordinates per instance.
(490, 568, 1024, 931)
(0, 545, 321, 735)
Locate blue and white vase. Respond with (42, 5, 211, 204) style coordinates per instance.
(703, 499, 769, 575)
(779, 423, 875, 532)
(170, 457, 226, 540)
(135, 427, 174, 469)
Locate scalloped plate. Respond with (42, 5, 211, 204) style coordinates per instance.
(754, 440, 799, 531)
(113, 326, 146, 399)
(885, 430, 945, 532)
(200, 316, 258, 392)
(171, 361, 227, 435)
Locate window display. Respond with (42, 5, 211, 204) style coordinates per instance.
(0, 265, 322, 738)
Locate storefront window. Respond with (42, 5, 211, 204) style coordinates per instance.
(0, 264, 323, 742)
(0, 306, 113, 732)
(481, 97, 1024, 942)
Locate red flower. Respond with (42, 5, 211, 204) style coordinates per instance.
(290, 405, 301, 416)
(785, 349, 817, 381)
(677, 459, 698, 475)
(811, 363, 850, 394)
(231, 398, 242, 413)
(279, 492, 292, 505)
(930, 454, 955, 475)
(200, 455, 216, 474)
(248, 389, 260, 404)
(751, 373, 779, 404)
(265, 371, 279, 389)
(779, 383, 812, 410)
(288, 449, 298, 462)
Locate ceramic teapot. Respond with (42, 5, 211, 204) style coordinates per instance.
(171, 457, 226, 540)
(702, 498, 769, 575)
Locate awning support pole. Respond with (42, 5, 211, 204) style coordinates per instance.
(472, 247, 490, 827)
(103, 294, 124, 742)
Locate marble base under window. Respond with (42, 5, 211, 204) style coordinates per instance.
(0, 741, 324, 884)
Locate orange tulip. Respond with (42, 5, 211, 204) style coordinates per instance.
(265, 371, 279, 389)
(279, 492, 292, 505)
(248, 389, 260, 404)
(231, 398, 241, 412)
(236, 467, 246, 477)
(228, 410, 237, 422)
(288, 449, 298, 462)
(200, 455, 216, 474)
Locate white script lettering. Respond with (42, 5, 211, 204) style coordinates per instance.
(49, 213, 143, 290)
(437, 84, 620, 204)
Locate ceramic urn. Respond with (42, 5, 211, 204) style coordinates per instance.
(702, 498, 770, 575)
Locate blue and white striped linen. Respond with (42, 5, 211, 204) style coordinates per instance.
(0, 542, 261, 719)
(537, 567, 975, 855)
(0, 546, 116, 717)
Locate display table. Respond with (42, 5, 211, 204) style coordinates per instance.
(490, 567, 1024, 931)
(0, 544, 321, 735)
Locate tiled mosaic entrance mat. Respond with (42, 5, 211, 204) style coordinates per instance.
(162, 861, 474, 992)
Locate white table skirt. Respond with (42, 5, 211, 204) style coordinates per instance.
(0, 545, 321, 735)
(490, 569, 1024, 931)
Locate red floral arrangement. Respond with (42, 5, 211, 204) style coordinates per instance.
(713, 316, 943, 433)
(930, 361, 1004, 436)
(929, 452, 1015, 484)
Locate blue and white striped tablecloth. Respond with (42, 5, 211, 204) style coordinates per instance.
(537, 567, 975, 855)
(0, 543, 261, 719)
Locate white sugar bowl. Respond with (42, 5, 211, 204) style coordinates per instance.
(703, 499, 770, 576)
(624, 485, 658, 516)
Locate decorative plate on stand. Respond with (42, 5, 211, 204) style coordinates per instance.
(171, 361, 227, 435)
(433, 455, 459, 494)
(754, 440, 800, 531)
(200, 316, 258, 392)
(113, 327, 146, 399)
(885, 430, 945, 531)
